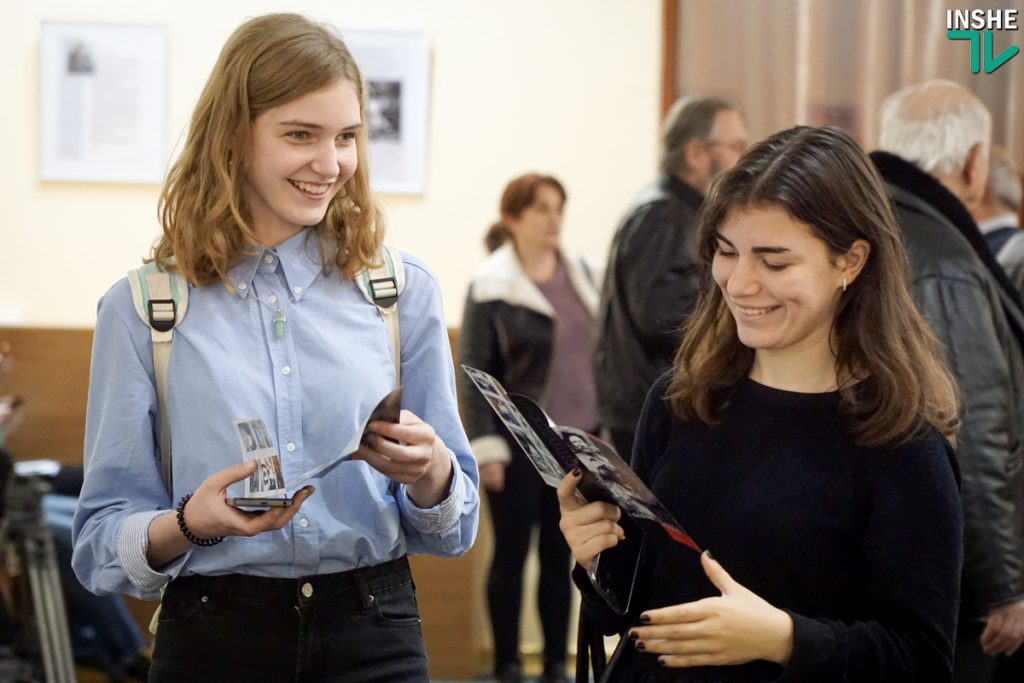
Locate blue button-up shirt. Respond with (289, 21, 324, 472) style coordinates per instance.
(73, 230, 479, 599)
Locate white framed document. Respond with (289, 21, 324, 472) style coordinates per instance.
(39, 22, 167, 184)
(343, 30, 430, 195)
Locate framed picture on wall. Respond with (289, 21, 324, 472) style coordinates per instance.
(342, 30, 430, 194)
(39, 22, 167, 184)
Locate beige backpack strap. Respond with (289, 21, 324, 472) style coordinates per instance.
(127, 262, 188, 494)
(355, 246, 406, 386)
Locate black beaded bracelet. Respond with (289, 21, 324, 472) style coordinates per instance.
(176, 493, 225, 547)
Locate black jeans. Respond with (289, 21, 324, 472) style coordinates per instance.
(487, 447, 571, 675)
(150, 556, 428, 682)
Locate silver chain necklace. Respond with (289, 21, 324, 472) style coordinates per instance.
(249, 286, 296, 340)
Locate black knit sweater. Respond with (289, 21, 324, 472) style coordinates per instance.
(577, 374, 963, 682)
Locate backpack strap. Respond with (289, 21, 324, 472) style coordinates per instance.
(356, 246, 406, 386)
(127, 262, 188, 494)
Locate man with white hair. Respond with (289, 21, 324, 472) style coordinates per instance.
(871, 79, 1024, 682)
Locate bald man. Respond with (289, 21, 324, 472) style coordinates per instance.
(872, 79, 1024, 682)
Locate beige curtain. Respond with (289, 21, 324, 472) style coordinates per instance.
(674, 0, 1022, 161)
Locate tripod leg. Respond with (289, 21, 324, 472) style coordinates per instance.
(26, 541, 75, 683)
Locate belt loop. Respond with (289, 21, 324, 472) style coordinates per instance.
(355, 571, 375, 612)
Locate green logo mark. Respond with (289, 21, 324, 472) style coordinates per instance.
(947, 29, 1020, 73)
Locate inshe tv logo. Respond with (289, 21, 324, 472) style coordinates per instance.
(947, 9, 1019, 73)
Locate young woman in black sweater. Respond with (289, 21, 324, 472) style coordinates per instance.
(558, 126, 963, 681)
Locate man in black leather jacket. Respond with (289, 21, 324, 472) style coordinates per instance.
(594, 96, 747, 457)
(872, 79, 1024, 683)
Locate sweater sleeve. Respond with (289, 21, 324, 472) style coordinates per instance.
(781, 432, 963, 682)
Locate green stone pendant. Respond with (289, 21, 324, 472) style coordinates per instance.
(272, 310, 286, 340)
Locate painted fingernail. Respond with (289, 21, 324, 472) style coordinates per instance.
(571, 468, 582, 477)
(635, 642, 645, 651)
(704, 549, 714, 560)
(639, 614, 651, 624)
(628, 631, 638, 641)
(658, 657, 667, 667)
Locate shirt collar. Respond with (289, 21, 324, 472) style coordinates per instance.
(226, 228, 324, 300)
(977, 212, 1020, 235)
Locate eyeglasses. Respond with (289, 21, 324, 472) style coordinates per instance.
(704, 139, 748, 154)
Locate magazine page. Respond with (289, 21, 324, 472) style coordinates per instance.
(558, 427, 700, 553)
(233, 417, 286, 497)
(461, 365, 567, 486)
(231, 385, 403, 499)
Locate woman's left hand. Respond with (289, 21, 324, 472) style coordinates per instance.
(354, 409, 453, 507)
(629, 551, 794, 668)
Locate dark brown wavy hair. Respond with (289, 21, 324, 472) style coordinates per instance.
(153, 13, 383, 286)
(667, 126, 959, 447)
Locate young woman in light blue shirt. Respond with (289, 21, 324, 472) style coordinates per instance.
(72, 13, 479, 682)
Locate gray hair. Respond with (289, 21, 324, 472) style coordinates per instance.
(989, 146, 1022, 212)
(661, 95, 735, 176)
(878, 79, 991, 175)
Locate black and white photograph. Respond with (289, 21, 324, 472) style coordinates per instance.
(39, 22, 167, 183)
(343, 30, 429, 193)
(463, 366, 566, 487)
(560, 427, 666, 524)
(233, 418, 285, 495)
(367, 80, 401, 141)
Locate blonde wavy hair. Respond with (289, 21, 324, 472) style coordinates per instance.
(153, 13, 383, 286)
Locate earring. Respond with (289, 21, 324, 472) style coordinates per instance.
(842, 276, 848, 293)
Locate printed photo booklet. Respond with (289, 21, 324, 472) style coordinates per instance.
(225, 385, 403, 508)
(462, 365, 701, 614)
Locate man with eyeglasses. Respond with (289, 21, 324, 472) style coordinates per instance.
(594, 96, 748, 459)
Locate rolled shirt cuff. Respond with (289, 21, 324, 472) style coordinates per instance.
(116, 510, 191, 598)
(397, 449, 465, 534)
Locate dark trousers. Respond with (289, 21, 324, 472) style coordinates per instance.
(487, 448, 571, 675)
(954, 620, 995, 682)
(150, 557, 427, 682)
(994, 647, 1024, 682)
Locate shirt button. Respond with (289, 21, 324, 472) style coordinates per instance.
(286, 442, 296, 452)
(264, 255, 274, 264)
(293, 286, 303, 295)
(237, 282, 247, 291)
(301, 583, 313, 598)
(282, 366, 292, 375)
(268, 294, 278, 304)
(298, 517, 309, 528)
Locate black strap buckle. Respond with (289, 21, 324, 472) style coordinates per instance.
(369, 276, 399, 308)
(148, 298, 177, 332)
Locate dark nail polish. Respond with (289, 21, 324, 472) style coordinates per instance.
(639, 614, 651, 624)
(628, 631, 638, 641)
(571, 468, 582, 477)
(658, 657, 667, 667)
(704, 549, 714, 560)
(635, 642, 645, 651)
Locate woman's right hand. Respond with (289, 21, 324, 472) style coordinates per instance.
(147, 461, 317, 568)
(479, 462, 506, 492)
(185, 461, 315, 540)
(556, 470, 626, 572)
